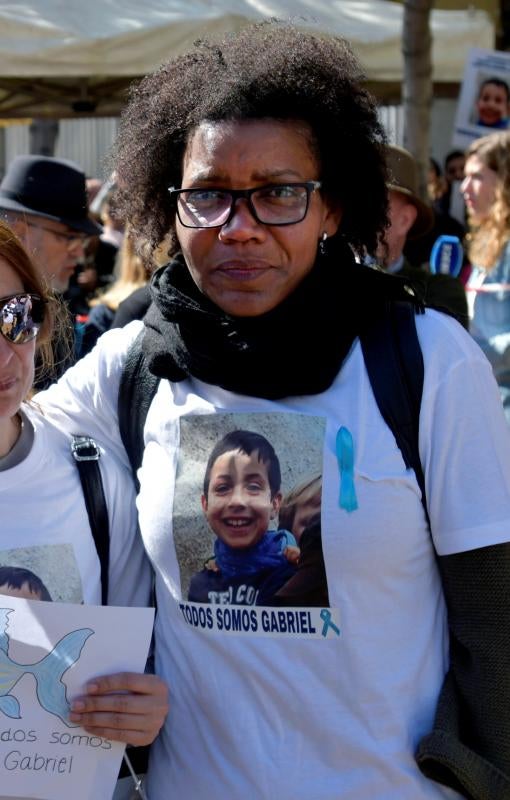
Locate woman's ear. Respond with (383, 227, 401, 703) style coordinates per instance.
(323, 201, 343, 238)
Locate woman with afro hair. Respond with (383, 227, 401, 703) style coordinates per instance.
(39, 21, 510, 800)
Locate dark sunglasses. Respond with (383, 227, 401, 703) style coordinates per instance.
(0, 293, 45, 345)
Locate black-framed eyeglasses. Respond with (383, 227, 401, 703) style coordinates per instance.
(0, 293, 45, 345)
(168, 181, 322, 228)
(26, 220, 90, 248)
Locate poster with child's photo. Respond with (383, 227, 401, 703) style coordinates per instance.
(453, 47, 510, 150)
(173, 413, 327, 609)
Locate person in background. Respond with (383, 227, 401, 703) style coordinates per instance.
(444, 150, 466, 185)
(67, 183, 126, 323)
(0, 156, 101, 295)
(37, 22, 510, 800)
(86, 177, 104, 210)
(0, 156, 102, 386)
(0, 219, 168, 800)
(395, 146, 466, 274)
(109, 235, 171, 330)
(94, 184, 125, 283)
(441, 149, 468, 230)
(380, 145, 468, 327)
(462, 130, 510, 421)
(79, 228, 149, 356)
(427, 155, 467, 232)
(427, 158, 448, 209)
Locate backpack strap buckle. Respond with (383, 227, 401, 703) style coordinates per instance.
(71, 435, 101, 462)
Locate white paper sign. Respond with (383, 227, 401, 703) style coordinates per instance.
(453, 47, 510, 149)
(0, 596, 154, 800)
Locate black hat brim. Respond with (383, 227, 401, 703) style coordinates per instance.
(0, 195, 102, 236)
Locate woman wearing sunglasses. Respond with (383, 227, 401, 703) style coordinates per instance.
(38, 22, 510, 800)
(0, 220, 168, 798)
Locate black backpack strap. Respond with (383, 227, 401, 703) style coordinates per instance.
(118, 330, 160, 490)
(71, 435, 110, 605)
(71, 433, 151, 784)
(360, 301, 430, 529)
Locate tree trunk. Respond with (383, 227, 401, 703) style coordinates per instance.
(402, 0, 433, 201)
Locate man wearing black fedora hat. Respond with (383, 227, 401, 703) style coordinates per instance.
(379, 145, 468, 328)
(0, 155, 102, 293)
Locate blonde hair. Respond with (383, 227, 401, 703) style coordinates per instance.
(279, 474, 322, 535)
(90, 228, 149, 311)
(466, 131, 510, 270)
(0, 220, 64, 387)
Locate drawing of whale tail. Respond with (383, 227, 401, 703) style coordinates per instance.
(28, 628, 94, 725)
(0, 693, 21, 719)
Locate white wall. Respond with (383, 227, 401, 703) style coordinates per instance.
(429, 97, 461, 167)
(3, 116, 119, 179)
(379, 96, 461, 170)
(3, 98, 461, 182)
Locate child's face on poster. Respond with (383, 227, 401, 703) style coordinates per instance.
(202, 449, 282, 550)
(477, 82, 509, 126)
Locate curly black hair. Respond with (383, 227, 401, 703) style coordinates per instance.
(113, 20, 389, 259)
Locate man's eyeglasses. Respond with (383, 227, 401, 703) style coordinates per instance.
(0, 293, 45, 345)
(26, 220, 90, 248)
(168, 181, 322, 228)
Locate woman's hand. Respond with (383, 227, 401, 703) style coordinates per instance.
(69, 672, 169, 745)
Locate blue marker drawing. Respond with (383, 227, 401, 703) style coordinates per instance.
(0, 608, 93, 726)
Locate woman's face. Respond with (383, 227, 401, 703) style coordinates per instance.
(175, 119, 342, 317)
(461, 155, 499, 224)
(0, 257, 35, 421)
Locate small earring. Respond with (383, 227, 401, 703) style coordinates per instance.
(319, 232, 328, 256)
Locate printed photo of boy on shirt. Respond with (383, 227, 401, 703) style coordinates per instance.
(174, 413, 329, 609)
(188, 430, 299, 606)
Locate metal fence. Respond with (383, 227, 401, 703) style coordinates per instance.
(3, 116, 119, 179)
(0, 98, 457, 181)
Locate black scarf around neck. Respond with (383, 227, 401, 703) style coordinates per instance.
(142, 240, 420, 400)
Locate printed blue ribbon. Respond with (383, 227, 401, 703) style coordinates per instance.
(320, 609, 340, 638)
(336, 426, 358, 512)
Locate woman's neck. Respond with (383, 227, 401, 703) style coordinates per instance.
(0, 414, 21, 458)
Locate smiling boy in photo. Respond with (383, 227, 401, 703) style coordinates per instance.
(188, 430, 298, 606)
(476, 77, 510, 129)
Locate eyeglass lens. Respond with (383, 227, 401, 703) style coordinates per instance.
(27, 221, 89, 247)
(0, 294, 42, 344)
(177, 184, 311, 228)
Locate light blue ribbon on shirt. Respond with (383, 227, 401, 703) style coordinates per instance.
(320, 609, 340, 638)
(336, 426, 358, 512)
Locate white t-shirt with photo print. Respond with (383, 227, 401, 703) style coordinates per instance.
(37, 311, 510, 800)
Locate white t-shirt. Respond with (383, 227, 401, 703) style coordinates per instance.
(38, 311, 510, 800)
(0, 405, 151, 607)
(0, 406, 152, 800)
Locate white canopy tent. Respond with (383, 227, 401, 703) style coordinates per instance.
(0, 0, 494, 117)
